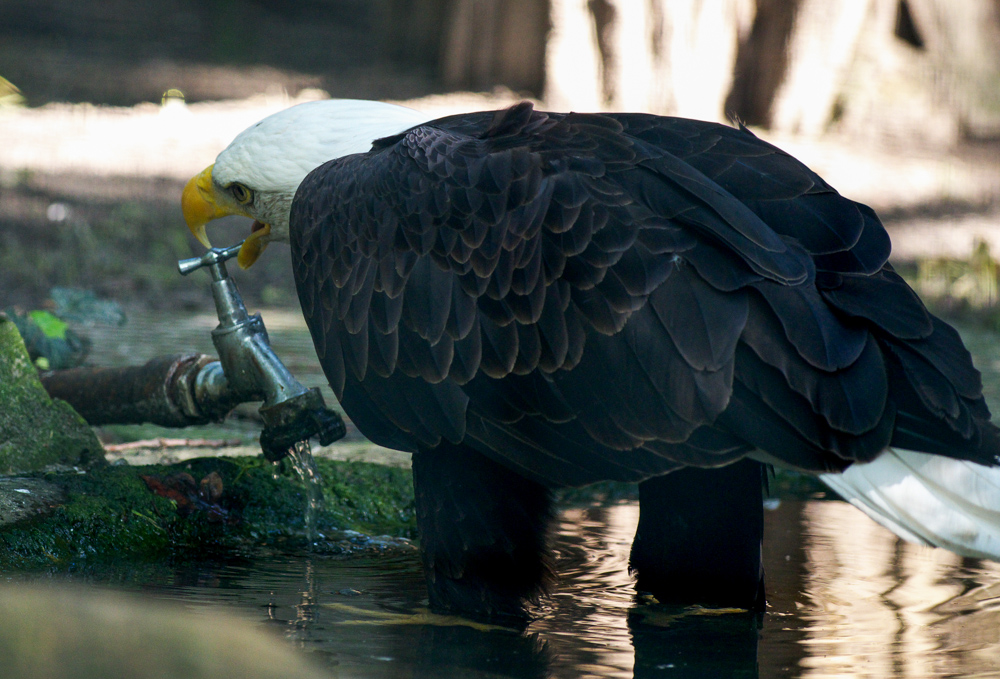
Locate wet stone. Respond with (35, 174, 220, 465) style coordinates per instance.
(0, 478, 64, 526)
(308, 529, 415, 557)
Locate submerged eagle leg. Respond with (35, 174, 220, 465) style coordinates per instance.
(629, 460, 766, 610)
(412, 442, 555, 623)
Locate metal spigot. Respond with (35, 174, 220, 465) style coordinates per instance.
(177, 244, 346, 461)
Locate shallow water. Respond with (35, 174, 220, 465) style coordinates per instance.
(11, 498, 1000, 678)
(59, 306, 1000, 676)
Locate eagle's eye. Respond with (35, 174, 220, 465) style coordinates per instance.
(230, 183, 252, 204)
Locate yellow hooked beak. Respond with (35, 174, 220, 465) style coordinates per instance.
(181, 164, 271, 269)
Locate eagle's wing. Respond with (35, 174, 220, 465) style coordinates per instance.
(290, 102, 995, 486)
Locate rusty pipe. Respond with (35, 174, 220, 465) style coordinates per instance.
(40, 353, 237, 427)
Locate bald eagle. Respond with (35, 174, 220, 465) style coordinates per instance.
(183, 99, 1000, 620)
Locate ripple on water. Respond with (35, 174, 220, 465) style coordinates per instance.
(7, 497, 1000, 677)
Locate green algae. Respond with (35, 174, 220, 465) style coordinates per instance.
(0, 315, 104, 473)
(0, 455, 416, 572)
(321, 461, 416, 535)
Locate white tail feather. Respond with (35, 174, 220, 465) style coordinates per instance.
(819, 448, 1000, 560)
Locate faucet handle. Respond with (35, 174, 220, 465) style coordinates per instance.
(177, 242, 245, 278)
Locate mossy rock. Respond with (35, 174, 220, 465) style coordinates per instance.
(0, 315, 105, 473)
(0, 456, 416, 572)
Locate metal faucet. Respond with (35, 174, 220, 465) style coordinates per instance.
(177, 244, 345, 461)
(39, 243, 344, 461)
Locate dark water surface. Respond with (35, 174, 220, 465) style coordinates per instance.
(31, 307, 1000, 677)
(13, 498, 1000, 678)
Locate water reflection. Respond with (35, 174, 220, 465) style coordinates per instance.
(9, 496, 1000, 677)
(533, 504, 639, 678)
(799, 501, 1000, 678)
(160, 504, 767, 678)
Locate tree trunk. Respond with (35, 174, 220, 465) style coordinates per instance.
(545, 0, 755, 121)
(439, 0, 549, 95)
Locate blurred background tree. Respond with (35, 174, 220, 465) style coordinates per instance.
(3, 0, 998, 145)
(541, 0, 1000, 145)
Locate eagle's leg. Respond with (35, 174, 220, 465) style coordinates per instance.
(412, 442, 554, 622)
(629, 459, 766, 609)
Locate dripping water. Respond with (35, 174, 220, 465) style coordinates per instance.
(285, 439, 324, 544)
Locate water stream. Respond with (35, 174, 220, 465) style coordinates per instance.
(286, 439, 324, 544)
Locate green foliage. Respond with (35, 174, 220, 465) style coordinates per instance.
(49, 287, 126, 326)
(4, 307, 89, 369)
(906, 239, 1000, 330)
(27, 311, 67, 340)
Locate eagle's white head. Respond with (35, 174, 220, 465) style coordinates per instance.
(182, 99, 431, 268)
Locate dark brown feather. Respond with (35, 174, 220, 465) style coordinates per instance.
(289, 102, 1000, 489)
